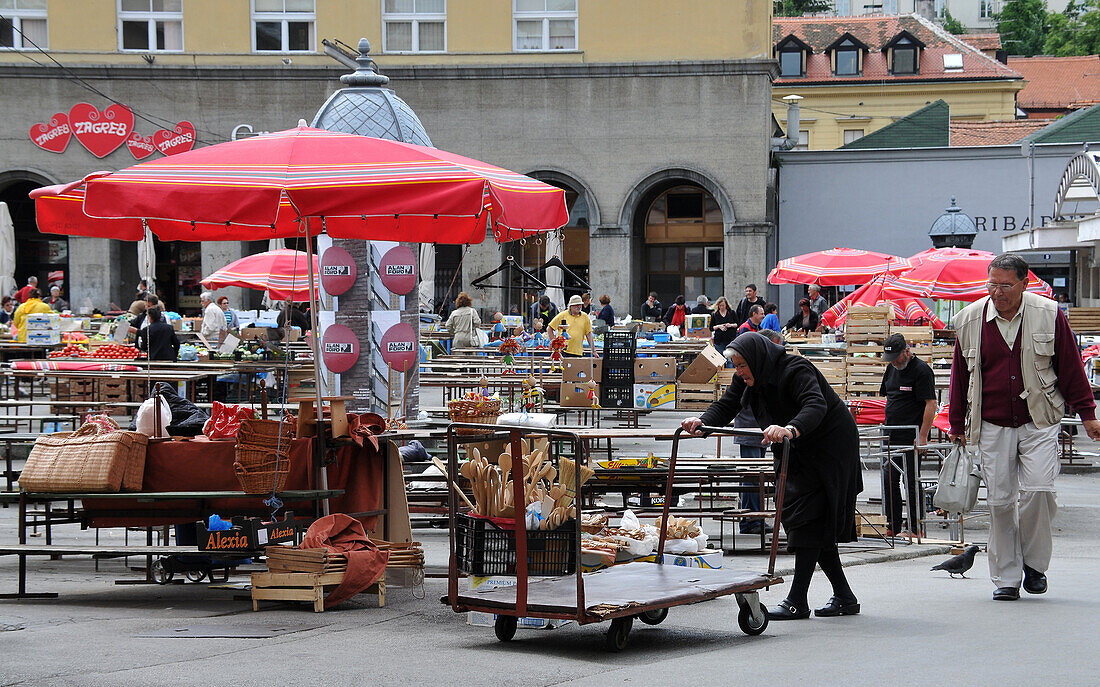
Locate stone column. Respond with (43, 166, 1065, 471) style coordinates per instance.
(461, 236, 504, 316)
(588, 227, 634, 317)
(725, 221, 773, 297)
(200, 242, 247, 306)
(68, 237, 121, 313)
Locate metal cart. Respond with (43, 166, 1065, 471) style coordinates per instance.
(443, 423, 789, 651)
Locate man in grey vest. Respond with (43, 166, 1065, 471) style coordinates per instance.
(949, 254, 1100, 601)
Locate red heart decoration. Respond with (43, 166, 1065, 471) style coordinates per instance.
(29, 113, 71, 153)
(125, 131, 157, 160)
(153, 121, 196, 155)
(69, 102, 134, 158)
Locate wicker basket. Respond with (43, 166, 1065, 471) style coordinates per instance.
(21, 424, 148, 493)
(237, 418, 295, 445)
(234, 419, 293, 494)
(448, 398, 501, 435)
(234, 460, 290, 494)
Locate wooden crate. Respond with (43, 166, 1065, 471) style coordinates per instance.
(847, 305, 892, 321)
(677, 382, 719, 410)
(251, 571, 385, 612)
(857, 513, 889, 538)
(1068, 307, 1100, 333)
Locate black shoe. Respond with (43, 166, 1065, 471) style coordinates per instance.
(1023, 565, 1048, 594)
(814, 596, 860, 617)
(993, 587, 1020, 601)
(740, 522, 762, 534)
(768, 600, 810, 620)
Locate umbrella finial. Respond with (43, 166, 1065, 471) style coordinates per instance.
(340, 38, 390, 87)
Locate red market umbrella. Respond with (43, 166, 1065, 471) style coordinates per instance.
(890, 248, 1053, 301)
(32, 126, 567, 243)
(201, 249, 318, 301)
(820, 274, 946, 329)
(767, 247, 911, 286)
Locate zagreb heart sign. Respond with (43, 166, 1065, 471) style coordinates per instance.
(30, 101, 196, 160)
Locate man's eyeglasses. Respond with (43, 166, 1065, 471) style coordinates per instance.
(986, 280, 1023, 293)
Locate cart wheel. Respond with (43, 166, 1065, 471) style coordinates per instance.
(737, 605, 768, 635)
(638, 608, 668, 625)
(185, 569, 207, 583)
(150, 559, 173, 585)
(606, 617, 633, 652)
(494, 615, 518, 642)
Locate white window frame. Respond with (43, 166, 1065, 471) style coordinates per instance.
(513, 0, 577, 53)
(980, 0, 996, 19)
(382, 0, 446, 54)
(794, 130, 810, 151)
(251, 0, 315, 54)
(0, 1, 48, 50)
(704, 246, 723, 272)
(117, 0, 183, 53)
(843, 129, 864, 144)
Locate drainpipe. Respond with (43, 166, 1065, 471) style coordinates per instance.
(772, 95, 802, 151)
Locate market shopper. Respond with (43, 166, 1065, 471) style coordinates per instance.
(277, 299, 310, 334)
(12, 288, 52, 342)
(785, 298, 819, 334)
(683, 332, 862, 620)
(692, 295, 711, 314)
(547, 294, 599, 358)
(14, 276, 37, 304)
(735, 283, 767, 325)
(710, 296, 738, 351)
(737, 304, 765, 337)
(640, 292, 662, 321)
(580, 292, 593, 315)
(662, 295, 688, 329)
(807, 284, 829, 318)
(879, 334, 937, 537)
(0, 296, 14, 326)
(200, 291, 227, 342)
(949, 253, 1100, 601)
(46, 285, 69, 312)
(136, 307, 181, 362)
(530, 295, 558, 332)
(595, 294, 615, 328)
(217, 295, 239, 330)
(446, 291, 482, 348)
(729, 328, 782, 535)
(760, 302, 781, 332)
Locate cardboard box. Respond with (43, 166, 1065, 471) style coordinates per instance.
(634, 357, 676, 382)
(635, 550, 723, 569)
(562, 358, 602, 383)
(678, 344, 725, 384)
(466, 439, 508, 463)
(501, 315, 523, 328)
(633, 382, 676, 409)
(467, 576, 571, 629)
(560, 381, 598, 407)
(26, 330, 62, 345)
(639, 321, 665, 333)
(684, 313, 711, 338)
(239, 326, 271, 340)
(25, 313, 61, 330)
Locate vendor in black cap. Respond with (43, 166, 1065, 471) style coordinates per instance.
(879, 333, 937, 537)
(681, 331, 863, 620)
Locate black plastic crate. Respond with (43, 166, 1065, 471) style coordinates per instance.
(602, 331, 637, 358)
(600, 383, 634, 409)
(454, 513, 576, 576)
(602, 366, 635, 385)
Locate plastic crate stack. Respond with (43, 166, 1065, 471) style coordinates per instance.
(600, 330, 636, 409)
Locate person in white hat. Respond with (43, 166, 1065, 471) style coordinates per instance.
(547, 294, 600, 358)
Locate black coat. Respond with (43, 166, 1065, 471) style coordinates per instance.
(699, 333, 862, 548)
(736, 296, 766, 325)
(136, 321, 181, 362)
(784, 309, 820, 333)
(710, 308, 739, 351)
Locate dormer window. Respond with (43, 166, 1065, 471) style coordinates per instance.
(826, 33, 868, 77)
(883, 30, 925, 75)
(774, 34, 812, 78)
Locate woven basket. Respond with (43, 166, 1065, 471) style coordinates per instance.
(234, 419, 292, 493)
(237, 418, 295, 445)
(448, 398, 501, 435)
(21, 424, 148, 493)
(234, 460, 290, 494)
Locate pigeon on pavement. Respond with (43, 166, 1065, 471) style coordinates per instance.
(931, 545, 980, 578)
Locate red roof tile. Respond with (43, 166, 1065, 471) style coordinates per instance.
(1008, 55, 1100, 111)
(959, 33, 1001, 51)
(774, 14, 1020, 84)
(949, 120, 1049, 146)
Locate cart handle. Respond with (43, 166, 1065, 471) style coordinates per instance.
(663, 426, 790, 578)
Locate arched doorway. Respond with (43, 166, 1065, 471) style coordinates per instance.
(0, 173, 67, 297)
(641, 184, 724, 310)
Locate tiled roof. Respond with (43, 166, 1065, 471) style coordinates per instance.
(950, 120, 1049, 146)
(1008, 55, 1100, 111)
(773, 14, 1021, 84)
(958, 33, 1001, 51)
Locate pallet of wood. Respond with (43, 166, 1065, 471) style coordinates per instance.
(808, 356, 846, 396)
(264, 546, 345, 573)
(676, 382, 719, 410)
(846, 307, 890, 397)
(1068, 307, 1100, 333)
(251, 571, 385, 612)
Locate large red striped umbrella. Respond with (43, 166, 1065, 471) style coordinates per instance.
(201, 249, 318, 301)
(31, 126, 568, 243)
(890, 248, 1053, 301)
(768, 247, 911, 286)
(820, 274, 946, 329)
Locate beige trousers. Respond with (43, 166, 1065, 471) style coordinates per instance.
(977, 421, 1059, 588)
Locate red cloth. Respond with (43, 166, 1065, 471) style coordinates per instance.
(847, 398, 885, 425)
(300, 513, 389, 609)
(82, 437, 384, 527)
(670, 306, 686, 328)
(11, 361, 140, 371)
(14, 285, 32, 303)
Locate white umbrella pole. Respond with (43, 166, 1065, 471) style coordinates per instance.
(0, 202, 16, 297)
(305, 220, 330, 514)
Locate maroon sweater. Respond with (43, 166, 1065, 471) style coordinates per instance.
(949, 307, 1095, 435)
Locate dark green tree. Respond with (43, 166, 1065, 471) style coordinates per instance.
(774, 0, 830, 16)
(1043, 0, 1100, 55)
(941, 9, 967, 34)
(997, 0, 1050, 56)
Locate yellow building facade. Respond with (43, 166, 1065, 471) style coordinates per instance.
(0, 0, 771, 66)
(770, 14, 1022, 150)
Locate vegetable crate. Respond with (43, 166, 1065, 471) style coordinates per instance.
(675, 382, 719, 410)
(251, 571, 385, 612)
(454, 513, 577, 577)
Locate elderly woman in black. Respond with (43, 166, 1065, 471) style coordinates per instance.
(681, 332, 862, 620)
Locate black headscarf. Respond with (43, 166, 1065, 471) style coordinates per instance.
(728, 331, 787, 428)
